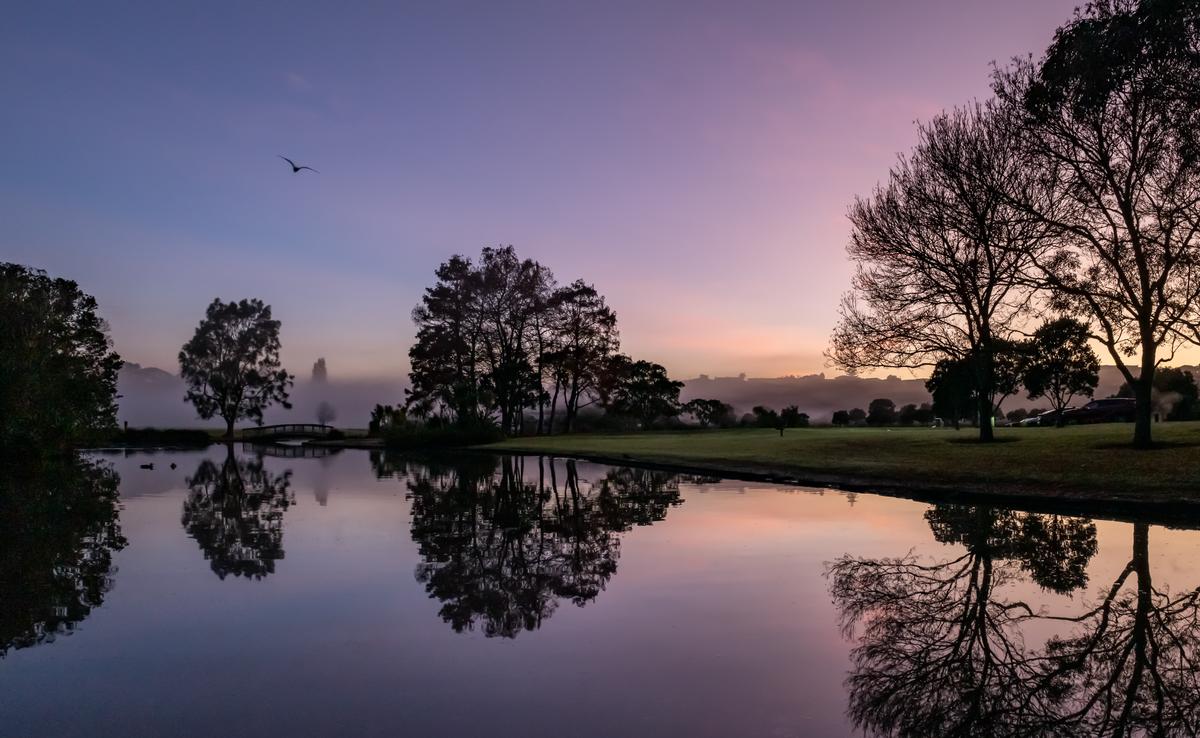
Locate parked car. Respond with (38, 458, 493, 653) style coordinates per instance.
(1060, 398, 1137, 424)
(1019, 408, 1074, 427)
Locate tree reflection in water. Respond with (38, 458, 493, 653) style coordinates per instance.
(375, 454, 682, 638)
(0, 456, 126, 657)
(828, 505, 1200, 736)
(182, 446, 294, 580)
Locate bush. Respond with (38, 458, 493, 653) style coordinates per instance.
(381, 419, 503, 449)
(106, 427, 213, 447)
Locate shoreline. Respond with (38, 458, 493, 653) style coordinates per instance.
(480, 444, 1200, 524)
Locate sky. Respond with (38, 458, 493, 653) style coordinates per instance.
(1, 0, 1081, 381)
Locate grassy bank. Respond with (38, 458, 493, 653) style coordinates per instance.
(485, 423, 1200, 506)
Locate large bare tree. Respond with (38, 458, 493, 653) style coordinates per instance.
(994, 0, 1200, 447)
(829, 103, 1041, 441)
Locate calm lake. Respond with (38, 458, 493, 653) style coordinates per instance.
(2, 447, 1199, 737)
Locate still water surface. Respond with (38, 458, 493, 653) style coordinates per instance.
(2, 447, 1199, 737)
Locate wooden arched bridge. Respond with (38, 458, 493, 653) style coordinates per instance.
(239, 423, 338, 443)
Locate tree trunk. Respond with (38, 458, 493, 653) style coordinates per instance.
(1133, 351, 1155, 448)
(225, 416, 236, 440)
(977, 393, 994, 442)
(548, 384, 560, 435)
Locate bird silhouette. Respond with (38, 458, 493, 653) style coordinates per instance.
(278, 155, 318, 174)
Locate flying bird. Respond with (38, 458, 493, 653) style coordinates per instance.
(278, 155, 318, 174)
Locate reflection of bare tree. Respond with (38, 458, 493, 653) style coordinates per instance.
(829, 507, 1200, 736)
(181, 446, 294, 580)
(1030, 522, 1200, 736)
(0, 457, 126, 656)
(404, 456, 682, 638)
(827, 506, 1097, 736)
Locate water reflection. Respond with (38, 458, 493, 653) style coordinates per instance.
(374, 453, 682, 637)
(828, 506, 1200, 736)
(182, 446, 294, 580)
(0, 456, 125, 657)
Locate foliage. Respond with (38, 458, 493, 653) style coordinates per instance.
(107, 427, 213, 447)
(311, 357, 327, 382)
(178, 298, 293, 438)
(780, 405, 809, 428)
(1022, 318, 1100, 424)
(368, 404, 407, 436)
(381, 417, 504, 449)
(866, 398, 897, 427)
(406, 247, 623, 435)
(682, 398, 736, 428)
(0, 263, 123, 451)
(600, 355, 684, 428)
(1117, 366, 1200, 421)
(828, 103, 1039, 441)
(831, 410, 852, 426)
(897, 403, 934, 426)
(994, 0, 1200, 446)
(750, 405, 779, 428)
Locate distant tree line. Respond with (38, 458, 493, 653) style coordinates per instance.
(830, 0, 1200, 447)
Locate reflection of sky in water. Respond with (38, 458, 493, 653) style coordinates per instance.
(0, 448, 1197, 737)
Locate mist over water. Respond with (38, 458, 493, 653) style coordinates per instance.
(117, 363, 405, 428)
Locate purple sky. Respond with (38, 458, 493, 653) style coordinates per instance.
(2, 0, 1080, 380)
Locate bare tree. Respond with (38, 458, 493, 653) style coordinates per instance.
(994, 0, 1200, 447)
(829, 103, 1041, 441)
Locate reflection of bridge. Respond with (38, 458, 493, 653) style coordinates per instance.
(240, 424, 337, 442)
(242, 443, 341, 459)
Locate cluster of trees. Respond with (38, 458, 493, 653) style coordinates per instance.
(923, 317, 1102, 428)
(830, 0, 1200, 447)
(406, 246, 683, 434)
(832, 400, 937, 427)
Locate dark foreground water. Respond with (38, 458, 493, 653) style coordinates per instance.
(2, 447, 1200, 737)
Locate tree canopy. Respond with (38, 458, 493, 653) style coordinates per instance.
(178, 298, 293, 438)
(0, 263, 122, 452)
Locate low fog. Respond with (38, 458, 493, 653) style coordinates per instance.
(119, 360, 1152, 429)
(117, 362, 406, 429)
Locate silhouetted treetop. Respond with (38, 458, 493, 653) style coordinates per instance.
(0, 263, 122, 452)
(179, 298, 293, 439)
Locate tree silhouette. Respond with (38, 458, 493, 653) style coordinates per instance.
(994, 0, 1200, 447)
(598, 355, 684, 429)
(0, 457, 126, 657)
(683, 398, 736, 428)
(179, 298, 293, 439)
(828, 104, 1041, 442)
(181, 447, 294, 580)
(1022, 319, 1100, 427)
(404, 456, 682, 637)
(0, 263, 123, 452)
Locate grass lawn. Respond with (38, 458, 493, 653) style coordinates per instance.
(485, 423, 1200, 504)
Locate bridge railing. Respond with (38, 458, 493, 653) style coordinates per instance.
(240, 424, 335, 438)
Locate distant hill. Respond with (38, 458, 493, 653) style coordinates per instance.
(680, 366, 1190, 421)
(117, 362, 1194, 428)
